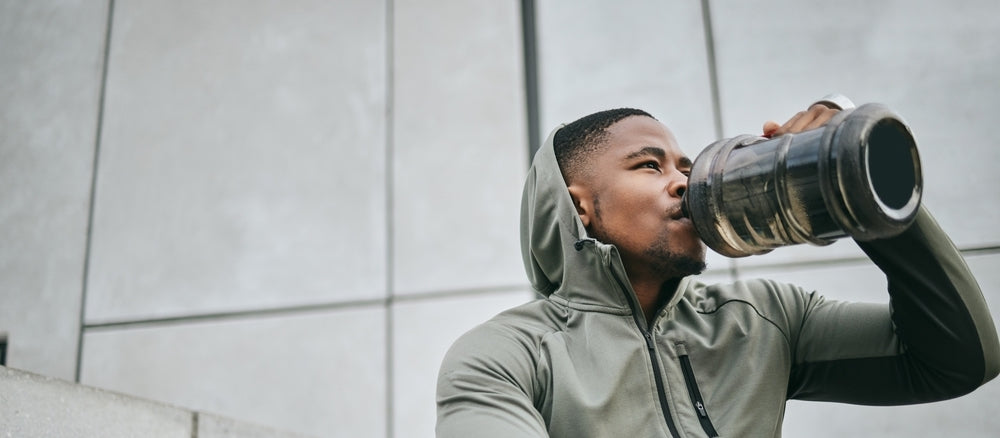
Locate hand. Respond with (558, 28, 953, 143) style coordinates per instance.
(761, 103, 841, 138)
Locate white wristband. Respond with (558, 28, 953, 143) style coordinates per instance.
(813, 93, 856, 110)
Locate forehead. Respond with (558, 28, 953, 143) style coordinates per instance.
(602, 116, 683, 159)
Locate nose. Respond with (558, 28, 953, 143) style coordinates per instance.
(667, 171, 688, 199)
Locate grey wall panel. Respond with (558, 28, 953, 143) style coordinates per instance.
(749, 252, 1000, 436)
(536, 0, 718, 158)
(711, 1, 1000, 269)
(0, 1, 109, 379)
(692, 269, 736, 287)
(535, 0, 733, 273)
(85, 0, 388, 323)
(392, 290, 535, 437)
(80, 306, 386, 438)
(392, 0, 528, 295)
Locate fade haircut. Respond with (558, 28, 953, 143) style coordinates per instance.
(553, 108, 655, 184)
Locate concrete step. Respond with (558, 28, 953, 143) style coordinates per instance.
(0, 366, 314, 438)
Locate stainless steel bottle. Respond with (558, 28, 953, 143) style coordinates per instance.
(683, 103, 922, 257)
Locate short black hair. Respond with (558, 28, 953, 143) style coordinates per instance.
(554, 108, 655, 184)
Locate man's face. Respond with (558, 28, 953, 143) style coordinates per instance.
(571, 116, 706, 278)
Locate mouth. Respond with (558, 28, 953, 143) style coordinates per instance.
(667, 205, 686, 221)
(667, 205, 699, 237)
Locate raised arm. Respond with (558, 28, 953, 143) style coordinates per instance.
(788, 206, 1000, 404)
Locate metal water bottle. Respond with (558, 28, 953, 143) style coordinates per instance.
(683, 102, 922, 257)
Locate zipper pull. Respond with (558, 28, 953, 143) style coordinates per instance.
(696, 401, 707, 417)
(643, 332, 655, 350)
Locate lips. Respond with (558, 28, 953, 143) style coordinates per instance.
(667, 205, 698, 236)
(667, 205, 685, 220)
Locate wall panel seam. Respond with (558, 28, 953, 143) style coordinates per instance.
(734, 245, 1000, 277)
(385, 0, 396, 437)
(521, 0, 540, 163)
(75, 0, 116, 384)
(80, 286, 532, 332)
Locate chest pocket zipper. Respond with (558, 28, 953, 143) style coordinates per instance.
(677, 345, 720, 437)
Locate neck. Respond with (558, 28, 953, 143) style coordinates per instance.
(628, 269, 682, 325)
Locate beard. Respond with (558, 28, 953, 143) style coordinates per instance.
(590, 198, 707, 278)
(643, 241, 707, 278)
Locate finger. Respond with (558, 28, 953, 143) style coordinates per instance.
(803, 107, 840, 130)
(774, 111, 806, 136)
(787, 106, 822, 133)
(762, 120, 780, 138)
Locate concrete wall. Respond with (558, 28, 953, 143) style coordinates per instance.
(2, 1, 998, 437)
(2, 1, 530, 437)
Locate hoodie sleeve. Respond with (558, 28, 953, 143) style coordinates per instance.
(436, 322, 549, 437)
(786, 206, 1000, 404)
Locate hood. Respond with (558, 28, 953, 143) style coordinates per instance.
(520, 126, 636, 312)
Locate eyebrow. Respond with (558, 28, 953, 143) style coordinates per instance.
(624, 146, 693, 168)
(624, 146, 666, 161)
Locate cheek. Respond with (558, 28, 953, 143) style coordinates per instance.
(612, 181, 664, 209)
(593, 182, 668, 230)
(602, 194, 650, 223)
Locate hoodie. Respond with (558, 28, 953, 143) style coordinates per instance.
(436, 126, 999, 437)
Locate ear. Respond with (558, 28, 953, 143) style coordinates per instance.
(566, 184, 595, 228)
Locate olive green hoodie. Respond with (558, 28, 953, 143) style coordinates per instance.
(437, 126, 999, 437)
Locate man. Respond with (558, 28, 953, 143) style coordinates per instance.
(436, 103, 1000, 437)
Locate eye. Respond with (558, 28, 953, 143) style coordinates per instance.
(639, 161, 661, 172)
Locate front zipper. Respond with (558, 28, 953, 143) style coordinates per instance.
(678, 353, 719, 437)
(639, 328, 681, 438)
(606, 265, 681, 438)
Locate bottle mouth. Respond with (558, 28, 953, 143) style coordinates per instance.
(865, 118, 920, 213)
(825, 107, 922, 235)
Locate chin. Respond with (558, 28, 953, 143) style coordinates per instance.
(677, 238, 707, 261)
(647, 224, 708, 276)
(646, 244, 707, 278)
(672, 254, 707, 277)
